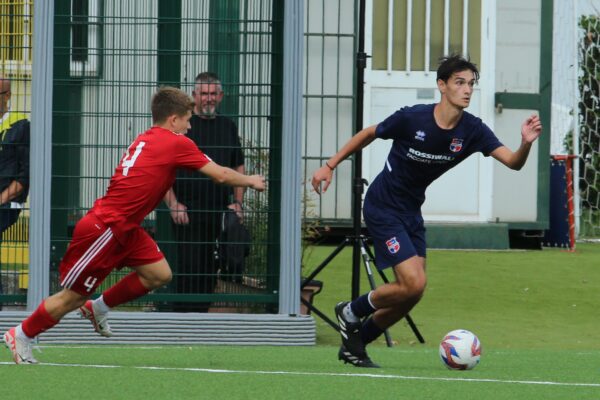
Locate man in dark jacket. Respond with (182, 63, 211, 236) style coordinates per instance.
(0, 77, 30, 310)
(164, 72, 245, 312)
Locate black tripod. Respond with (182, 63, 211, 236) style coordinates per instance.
(300, 0, 424, 346)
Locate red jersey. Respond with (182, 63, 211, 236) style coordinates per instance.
(91, 126, 211, 241)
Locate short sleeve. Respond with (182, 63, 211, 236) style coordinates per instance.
(176, 135, 212, 169)
(475, 122, 503, 156)
(375, 109, 408, 140)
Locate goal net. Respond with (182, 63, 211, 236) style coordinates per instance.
(578, 14, 600, 239)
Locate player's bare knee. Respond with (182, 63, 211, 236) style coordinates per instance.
(159, 270, 172, 285)
(413, 279, 427, 298)
(150, 270, 172, 288)
(404, 275, 427, 300)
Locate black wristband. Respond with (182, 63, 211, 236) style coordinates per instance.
(325, 161, 335, 171)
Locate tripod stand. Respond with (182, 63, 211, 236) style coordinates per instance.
(300, 0, 424, 346)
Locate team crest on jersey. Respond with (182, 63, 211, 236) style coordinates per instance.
(415, 130, 426, 141)
(386, 237, 400, 254)
(450, 138, 463, 152)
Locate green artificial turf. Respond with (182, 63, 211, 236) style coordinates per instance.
(0, 345, 598, 399)
(1, 244, 598, 399)
(306, 243, 600, 350)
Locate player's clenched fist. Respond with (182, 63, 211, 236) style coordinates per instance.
(311, 165, 333, 194)
(250, 175, 266, 191)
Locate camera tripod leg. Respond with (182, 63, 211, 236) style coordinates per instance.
(301, 238, 349, 290)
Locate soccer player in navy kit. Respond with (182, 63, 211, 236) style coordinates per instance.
(311, 55, 542, 368)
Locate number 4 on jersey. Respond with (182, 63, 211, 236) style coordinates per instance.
(122, 141, 146, 176)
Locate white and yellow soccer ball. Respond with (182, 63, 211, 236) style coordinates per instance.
(439, 329, 482, 370)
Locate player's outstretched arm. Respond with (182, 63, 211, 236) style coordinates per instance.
(311, 124, 377, 194)
(490, 114, 542, 171)
(199, 162, 266, 191)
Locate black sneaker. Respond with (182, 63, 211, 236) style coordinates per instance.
(334, 301, 366, 357)
(338, 345, 380, 368)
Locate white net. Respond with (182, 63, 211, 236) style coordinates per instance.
(579, 13, 600, 238)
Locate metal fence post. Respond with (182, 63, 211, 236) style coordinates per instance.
(28, 0, 55, 310)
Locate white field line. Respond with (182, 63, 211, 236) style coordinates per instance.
(0, 361, 599, 388)
(22, 346, 600, 357)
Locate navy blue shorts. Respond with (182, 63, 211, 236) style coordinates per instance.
(363, 206, 426, 270)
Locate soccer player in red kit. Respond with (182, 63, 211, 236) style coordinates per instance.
(3, 87, 266, 364)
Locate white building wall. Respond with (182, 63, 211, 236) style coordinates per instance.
(491, 0, 540, 222)
(80, 1, 158, 209)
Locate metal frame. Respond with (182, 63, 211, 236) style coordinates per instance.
(279, 0, 304, 314)
(28, 0, 54, 310)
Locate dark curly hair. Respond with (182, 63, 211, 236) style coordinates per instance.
(436, 54, 479, 83)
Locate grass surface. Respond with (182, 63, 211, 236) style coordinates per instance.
(0, 346, 598, 399)
(1, 243, 599, 399)
(306, 243, 600, 350)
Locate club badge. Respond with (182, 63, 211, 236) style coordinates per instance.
(450, 138, 463, 153)
(386, 237, 400, 254)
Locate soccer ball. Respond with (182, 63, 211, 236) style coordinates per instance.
(439, 329, 481, 370)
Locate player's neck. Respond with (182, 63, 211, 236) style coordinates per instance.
(433, 101, 464, 130)
(154, 122, 177, 133)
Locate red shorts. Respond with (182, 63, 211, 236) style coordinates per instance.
(59, 212, 164, 295)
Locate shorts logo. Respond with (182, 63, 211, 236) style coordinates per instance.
(450, 138, 463, 153)
(386, 237, 400, 254)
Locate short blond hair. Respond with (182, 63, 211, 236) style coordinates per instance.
(151, 86, 195, 123)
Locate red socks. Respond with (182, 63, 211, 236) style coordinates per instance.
(21, 301, 58, 338)
(102, 272, 150, 308)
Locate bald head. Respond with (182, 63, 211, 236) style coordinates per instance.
(0, 76, 10, 94)
(0, 76, 10, 116)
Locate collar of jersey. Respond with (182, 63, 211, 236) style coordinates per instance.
(151, 126, 185, 135)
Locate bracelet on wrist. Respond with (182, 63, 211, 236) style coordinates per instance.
(325, 161, 335, 171)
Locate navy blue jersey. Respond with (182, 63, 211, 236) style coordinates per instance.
(365, 103, 502, 216)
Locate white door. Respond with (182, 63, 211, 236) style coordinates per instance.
(363, 0, 496, 222)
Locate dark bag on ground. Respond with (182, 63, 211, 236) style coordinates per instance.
(216, 209, 251, 283)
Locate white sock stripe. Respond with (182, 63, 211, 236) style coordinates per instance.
(61, 228, 113, 289)
(367, 291, 377, 310)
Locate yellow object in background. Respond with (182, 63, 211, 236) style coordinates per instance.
(0, 242, 29, 264)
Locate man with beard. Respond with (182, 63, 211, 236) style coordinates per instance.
(164, 72, 245, 312)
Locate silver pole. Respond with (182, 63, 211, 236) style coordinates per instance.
(279, 0, 304, 315)
(28, 1, 54, 310)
